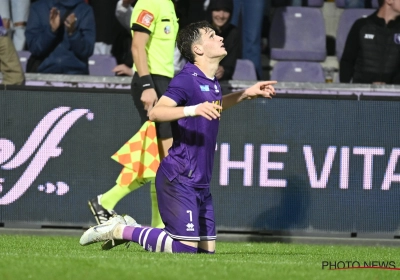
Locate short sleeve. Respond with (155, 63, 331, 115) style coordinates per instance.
(130, 0, 159, 33)
(163, 74, 193, 106)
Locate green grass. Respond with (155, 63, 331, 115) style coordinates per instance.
(0, 234, 400, 280)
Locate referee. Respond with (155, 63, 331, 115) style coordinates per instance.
(87, 0, 178, 231)
(129, 0, 178, 227)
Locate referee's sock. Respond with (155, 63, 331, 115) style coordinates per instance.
(100, 179, 147, 210)
(150, 179, 165, 228)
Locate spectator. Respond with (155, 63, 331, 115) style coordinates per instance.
(175, 0, 209, 29)
(114, 0, 136, 30)
(25, 0, 95, 74)
(0, 15, 24, 85)
(231, 0, 267, 79)
(88, 0, 127, 56)
(0, 0, 30, 51)
(111, 0, 136, 77)
(340, 0, 400, 84)
(206, 0, 240, 81)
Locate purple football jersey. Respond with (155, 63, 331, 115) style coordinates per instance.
(160, 62, 222, 188)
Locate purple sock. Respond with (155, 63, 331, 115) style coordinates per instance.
(122, 226, 197, 253)
(197, 247, 215, 254)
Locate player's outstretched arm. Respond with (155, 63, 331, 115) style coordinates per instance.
(149, 96, 222, 122)
(222, 81, 277, 110)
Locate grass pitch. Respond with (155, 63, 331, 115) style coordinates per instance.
(0, 234, 399, 280)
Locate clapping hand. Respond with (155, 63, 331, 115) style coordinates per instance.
(49, 7, 60, 32)
(65, 13, 77, 36)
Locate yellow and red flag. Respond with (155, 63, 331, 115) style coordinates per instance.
(111, 121, 160, 187)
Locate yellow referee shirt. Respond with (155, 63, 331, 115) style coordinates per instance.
(130, 0, 178, 78)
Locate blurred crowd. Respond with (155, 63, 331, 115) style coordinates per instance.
(1, 0, 399, 85)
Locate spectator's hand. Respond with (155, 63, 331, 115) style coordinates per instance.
(49, 7, 60, 32)
(141, 88, 158, 115)
(216, 65, 225, 80)
(113, 64, 134, 76)
(64, 13, 77, 36)
(195, 101, 223, 121)
(372, 82, 386, 85)
(242, 81, 277, 100)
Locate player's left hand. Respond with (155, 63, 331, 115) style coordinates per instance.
(242, 81, 277, 100)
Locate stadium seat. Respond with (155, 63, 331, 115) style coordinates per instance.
(271, 61, 326, 83)
(336, 8, 375, 60)
(272, 0, 324, 7)
(269, 7, 326, 61)
(88, 54, 117, 76)
(17, 50, 31, 72)
(232, 59, 257, 81)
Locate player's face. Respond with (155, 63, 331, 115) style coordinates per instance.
(212, 10, 230, 29)
(199, 28, 227, 59)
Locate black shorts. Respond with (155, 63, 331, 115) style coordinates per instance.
(131, 73, 172, 139)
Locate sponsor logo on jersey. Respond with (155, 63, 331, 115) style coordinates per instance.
(137, 10, 154, 28)
(364, 34, 374, 39)
(200, 85, 210, 91)
(186, 223, 195, 232)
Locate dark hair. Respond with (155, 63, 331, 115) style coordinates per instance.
(378, 0, 384, 7)
(208, 0, 233, 14)
(177, 20, 214, 63)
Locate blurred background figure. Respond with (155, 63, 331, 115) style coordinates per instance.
(340, 0, 400, 84)
(206, 0, 239, 81)
(25, 0, 95, 74)
(231, 0, 267, 79)
(0, 0, 30, 51)
(112, 0, 137, 76)
(175, 0, 208, 29)
(88, 0, 127, 56)
(0, 15, 24, 85)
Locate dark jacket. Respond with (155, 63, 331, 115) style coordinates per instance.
(26, 0, 95, 74)
(206, 0, 240, 81)
(340, 11, 400, 84)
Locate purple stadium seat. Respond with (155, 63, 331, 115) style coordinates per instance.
(371, 0, 378, 8)
(271, 61, 325, 83)
(272, 0, 324, 7)
(88, 54, 117, 76)
(17, 51, 31, 72)
(232, 59, 258, 81)
(269, 7, 326, 61)
(336, 8, 375, 60)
